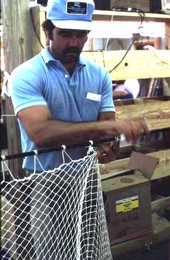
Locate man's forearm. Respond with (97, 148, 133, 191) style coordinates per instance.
(32, 119, 117, 148)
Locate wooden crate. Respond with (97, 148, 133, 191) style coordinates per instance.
(102, 170, 152, 245)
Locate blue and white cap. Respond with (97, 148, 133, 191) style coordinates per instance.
(47, 0, 95, 30)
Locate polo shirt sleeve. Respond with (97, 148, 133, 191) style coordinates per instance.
(99, 68, 115, 113)
(9, 62, 47, 116)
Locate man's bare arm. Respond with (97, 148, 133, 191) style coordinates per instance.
(18, 106, 149, 148)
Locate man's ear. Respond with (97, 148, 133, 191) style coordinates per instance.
(44, 29, 53, 45)
(44, 29, 53, 41)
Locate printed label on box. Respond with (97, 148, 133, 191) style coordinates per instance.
(116, 195, 139, 213)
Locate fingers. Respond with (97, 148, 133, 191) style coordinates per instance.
(122, 118, 149, 142)
(97, 117, 149, 163)
(141, 118, 149, 134)
(97, 140, 120, 164)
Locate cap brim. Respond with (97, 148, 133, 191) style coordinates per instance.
(51, 20, 94, 31)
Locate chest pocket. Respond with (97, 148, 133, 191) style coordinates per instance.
(81, 97, 101, 122)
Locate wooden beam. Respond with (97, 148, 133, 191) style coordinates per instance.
(81, 50, 170, 80)
(1, 0, 33, 177)
(115, 100, 170, 131)
(31, 6, 47, 56)
(92, 10, 170, 23)
(165, 22, 170, 49)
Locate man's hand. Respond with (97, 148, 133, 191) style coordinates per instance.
(97, 137, 120, 163)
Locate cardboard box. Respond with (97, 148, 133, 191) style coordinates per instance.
(102, 152, 159, 245)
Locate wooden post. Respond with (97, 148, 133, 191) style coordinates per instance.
(1, 0, 34, 177)
(30, 5, 46, 55)
(165, 21, 170, 50)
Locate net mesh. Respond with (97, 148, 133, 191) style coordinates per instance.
(1, 151, 112, 260)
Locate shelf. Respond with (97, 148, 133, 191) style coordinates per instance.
(92, 10, 170, 23)
(34, 7, 170, 23)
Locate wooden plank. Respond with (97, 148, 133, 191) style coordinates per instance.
(115, 100, 170, 131)
(2, 0, 32, 178)
(35, 7, 170, 23)
(92, 10, 170, 23)
(100, 149, 170, 181)
(115, 100, 170, 118)
(30, 7, 170, 39)
(81, 50, 170, 80)
(146, 118, 170, 132)
(165, 22, 170, 49)
(31, 6, 47, 56)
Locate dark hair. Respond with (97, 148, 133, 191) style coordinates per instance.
(42, 19, 55, 40)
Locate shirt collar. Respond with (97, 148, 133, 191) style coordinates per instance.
(41, 47, 56, 63)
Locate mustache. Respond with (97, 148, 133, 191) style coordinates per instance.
(63, 47, 80, 54)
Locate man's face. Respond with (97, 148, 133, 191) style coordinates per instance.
(49, 28, 89, 64)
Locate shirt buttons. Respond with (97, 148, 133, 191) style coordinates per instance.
(65, 74, 69, 78)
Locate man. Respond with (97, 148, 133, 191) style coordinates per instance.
(9, 0, 149, 258)
(10, 0, 148, 170)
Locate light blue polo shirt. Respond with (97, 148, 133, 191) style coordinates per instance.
(10, 47, 115, 171)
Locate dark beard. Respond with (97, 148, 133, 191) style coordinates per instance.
(62, 47, 81, 64)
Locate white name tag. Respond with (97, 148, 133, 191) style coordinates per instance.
(86, 92, 101, 101)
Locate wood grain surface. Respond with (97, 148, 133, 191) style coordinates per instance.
(115, 100, 170, 131)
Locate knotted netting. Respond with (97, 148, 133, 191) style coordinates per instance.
(1, 148, 112, 260)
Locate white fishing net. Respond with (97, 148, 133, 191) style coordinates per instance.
(1, 148, 112, 260)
